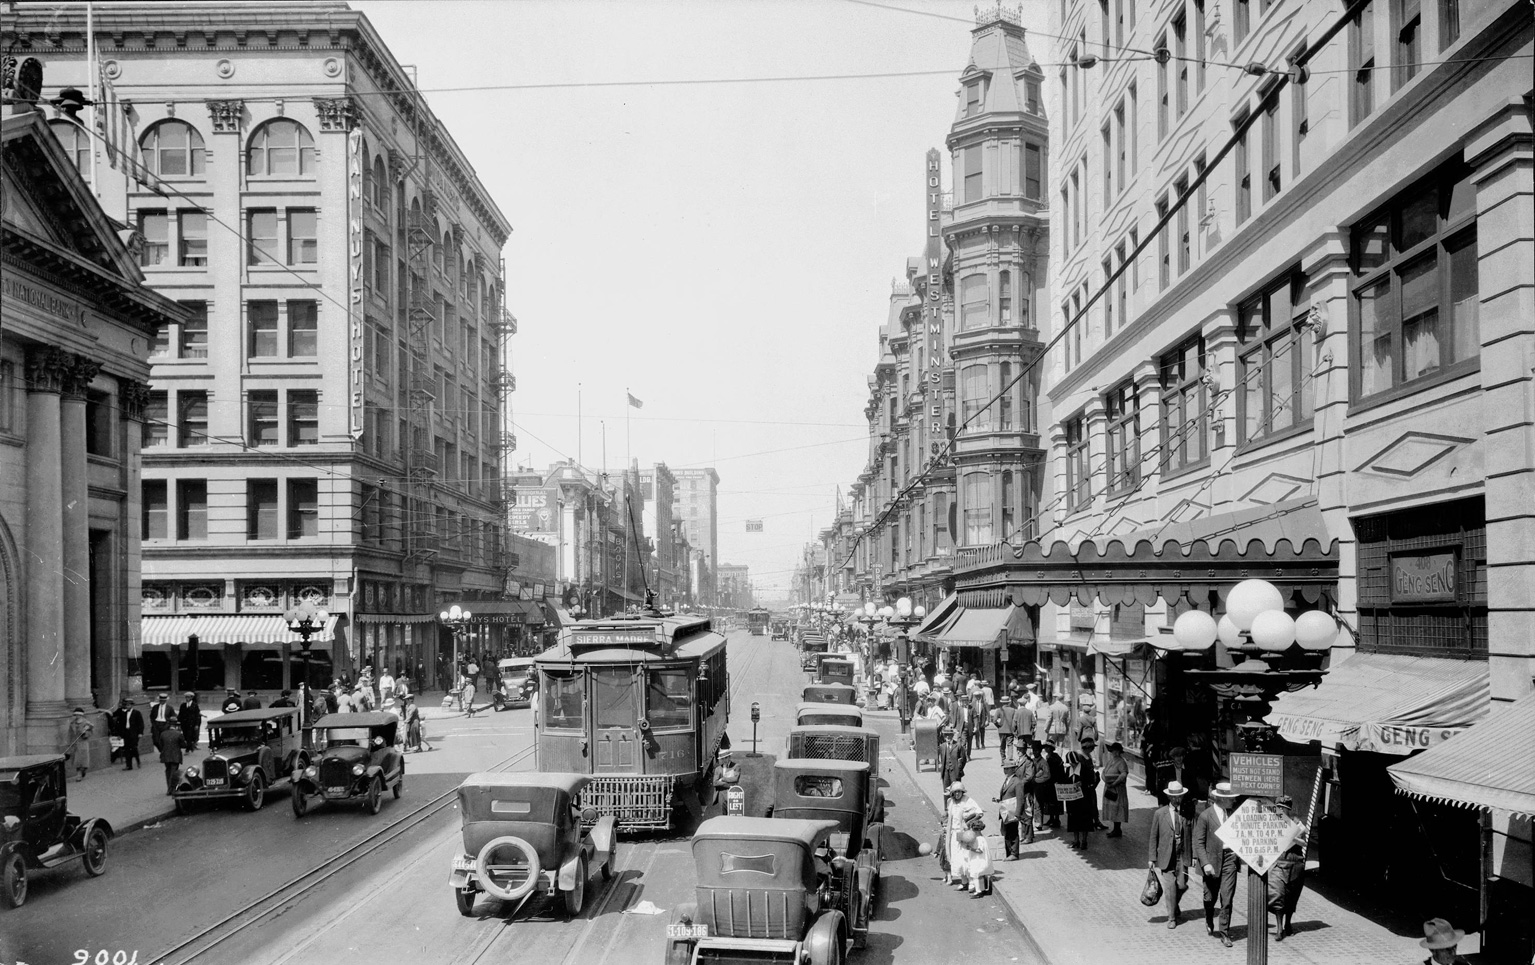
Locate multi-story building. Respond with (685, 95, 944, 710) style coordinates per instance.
(2, 104, 187, 757)
(639, 463, 686, 608)
(951, 0, 1532, 947)
(672, 467, 719, 603)
(4, 2, 516, 695)
(717, 563, 751, 610)
(508, 461, 646, 618)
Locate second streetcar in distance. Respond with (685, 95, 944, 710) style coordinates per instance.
(534, 611, 729, 830)
(747, 607, 771, 636)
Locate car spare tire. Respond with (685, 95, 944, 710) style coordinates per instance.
(475, 835, 540, 902)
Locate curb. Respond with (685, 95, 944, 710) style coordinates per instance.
(113, 805, 180, 837)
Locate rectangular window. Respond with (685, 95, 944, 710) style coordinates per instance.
(85, 390, 112, 456)
(1115, 0, 1126, 47)
(248, 301, 278, 357)
(1395, 0, 1422, 89)
(1114, 100, 1126, 193)
(288, 300, 318, 357)
(372, 239, 390, 293)
(1160, 335, 1208, 472)
(1115, 241, 1129, 328)
(248, 390, 278, 446)
(1351, 1, 1377, 126)
(288, 390, 319, 446)
(1194, 0, 1207, 90)
(178, 391, 207, 447)
(1234, 0, 1250, 44)
(999, 360, 1014, 428)
(1239, 271, 1314, 443)
(1026, 77, 1041, 113)
(1173, 13, 1188, 117)
(287, 479, 319, 539)
(1262, 96, 1281, 201)
(999, 271, 1012, 324)
(144, 391, 168, 447)
(1351, 160, 1478, 399)
(139, 211, 168, 266)
(963, 146, 983, 203)
(142, 480, 168, 539)
(1071, 167, 1082, 248)
(151, 321, 171, 357)
(247, 209, 278, 266)
(1235, 113, 1252, 225)
(1175, 176, 1191, 275)
(287, 208, 317, 266)
(247, 479, 278, 540)
(1102, 125, 1113, 201)
(1024, 143, 1042, 199)
(1439, 0, 1459, 48)
(962, 471, 992, 545)
(1157, 195, 1171, 290)
(178, 301, 208, 358)
(1128, 83, 1138, 169)
(965, 81, 982, 117)
(960, 273, 989, 331)
(1156, 32, 1170, 140)
(1065, 415, 1090, 510)
(961, 363, 989, 428)
(1194, 154, 1208, 256)
(177, 479, 208, 540)
(1105, 381, 1140, 493)
(1291, 46, 1310, 178)
(1129, 227, 1140, 291)
(1103, 257, 1116, 336)
(178, 210, 207, 267)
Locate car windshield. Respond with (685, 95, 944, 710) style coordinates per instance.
(324, 727, 372, 744)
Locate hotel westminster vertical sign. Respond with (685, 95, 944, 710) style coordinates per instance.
(925, 148, 946, 455)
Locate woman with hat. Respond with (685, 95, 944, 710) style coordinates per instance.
(1418, 919, 1471, 965)
(1267, 794, 1309, 941)
(941, 781, 984, 888)
(66, 708, 94, 781)
(1100, 741, 1130, 837)
(1064, 739, 1099, 849)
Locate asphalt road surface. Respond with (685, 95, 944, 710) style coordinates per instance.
(5, 629, 1043, 965)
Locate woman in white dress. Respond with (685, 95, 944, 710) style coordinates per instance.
(943, 782, 984, 887)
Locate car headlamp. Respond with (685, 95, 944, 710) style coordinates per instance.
(228, 762, 243, 775)
(352, 763, 366, 776)
(184, 766, 200, 779)
(304, 765, 318, 779)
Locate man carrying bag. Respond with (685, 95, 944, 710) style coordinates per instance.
(1147, 780, 1193, 928)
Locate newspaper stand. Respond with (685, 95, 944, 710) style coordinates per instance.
(913, 719, 939, 771)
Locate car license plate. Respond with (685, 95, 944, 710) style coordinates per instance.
(205, 779, 225, 787)
(326, 786, 347, 795)
(667, 924, 708, 939)
(452, 855, 475, 872)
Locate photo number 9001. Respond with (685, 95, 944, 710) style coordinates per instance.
(73, 952, 140, 965)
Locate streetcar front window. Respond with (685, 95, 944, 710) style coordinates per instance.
(647, 668, 693, 731)
(594, 667, 634, 729)
(542, 671, 585, 731)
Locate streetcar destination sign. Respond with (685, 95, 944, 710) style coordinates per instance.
(1228, 752, 1285, 798)
(1215, 798, 1304, 875)
(571, 630, 656, 645)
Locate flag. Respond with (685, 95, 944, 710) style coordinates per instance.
(627, 392, 643, 409)
(95, 65, 150, 186)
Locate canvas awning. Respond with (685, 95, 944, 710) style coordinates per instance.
(912, 593, 960, 645)
(541, 599, 575, 629)
(456, 599, 543, 625)
(352, 612, 438, 624)
(1266, 652, 1490, 756)
(1388, 691, 1535, 817)
(1088, 637, 1151, 658)
(139, 614, 339, 653)
(934, 605, 1032, 650)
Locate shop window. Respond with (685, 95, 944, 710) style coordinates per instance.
(1104, 650, 1152, 757)
(289, 651, 333, 690)
(1159, 334, 1208, 474)
(1354, 496, 1487, 656)
(241, 651, 286, 691)
(1351, 158, 1478, 401)
(1105, 381, 1139, 493)
(1065, 413, 1090, 510)
(1238, 270, 1313, 444)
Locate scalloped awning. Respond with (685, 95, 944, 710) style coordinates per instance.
(954, 499, 1337, 609)
(1389, 691, 1535, 817)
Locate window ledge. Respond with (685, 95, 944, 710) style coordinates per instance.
(1347, 360, 1481, 417)
(143, 265, 206, 275)
(1235, 419, 1315, 457)
(247, 265, 317, 274)
(1159, 457, 1211, 483)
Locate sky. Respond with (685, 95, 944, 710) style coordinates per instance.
(352, 0, 1055, 598)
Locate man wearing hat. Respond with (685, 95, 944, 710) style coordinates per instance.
(221, 689, 243, 714)
(1268, 794, 1308, 941)
(1147, 780, 1193, 927)
(1418, 919, 1471, 964)
(993, 757, 1027, 860)
(148, 692, 175, 742)
(241, 689, 263, 711)
(1194, 781, 1242, 946)
(994, 693, 1019, 762)
(177, 692, 203, 750)
(938, 727, 966, 796)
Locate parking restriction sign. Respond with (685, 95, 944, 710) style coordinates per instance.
(1214, 798, 1304, 875)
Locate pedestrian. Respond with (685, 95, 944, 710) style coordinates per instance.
(1147, 780, 1193, 928)
(1417, 918, 1473, 965)
(241, 689, 263, 710)
(110, 698, 143, 770)
(324, 682, 341, 714)
(1014, 742, 1041, 843)
(353, 683, 374, 712)
(404, 696, 431, 752)
(271, 689, 296, 708)
(1031, 689, 1051, 746)
(941, 781, 984, 888)
(220, 690, 242, 714)
(969, 685, 988, 751)
(1015, 696, 1037, 757)
(955, 828, 994, 897)
(379, 667, 396, 705)
(155, 717, 187, 795)
(1041, 741, 1067, 829)
(337, 686, 355, 713)
(994, 693, 1018, 762)
(1268, 794, 1308, 941)
(1065, 743, 1098, 849)
(1074, 676, 1099, 751)
(311, 685, 330, 721)
(938, 727, 965, 794)
(1100, 741, 1130, 837)
(1025, 741, 1055, 833)
(993, 758, 1026, 860)
(147, 692, 174, 741)
(66, 707, 94, 781)
(178, 692, 203, 749)
(462, 672, 478, 718)
(1194, 781, 1241, 947)
(1046, 692, 1071, 745)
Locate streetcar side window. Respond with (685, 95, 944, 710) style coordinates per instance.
(648, 668, 693, 731)
(543, 671, 585, 731)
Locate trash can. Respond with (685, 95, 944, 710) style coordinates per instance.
(914, 718, 939, 771)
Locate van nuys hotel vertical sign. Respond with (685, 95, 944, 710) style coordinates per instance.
(925, 148, 945, 455)
(348, 126, 366, 441)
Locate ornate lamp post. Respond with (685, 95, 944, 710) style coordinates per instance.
(284, 600, 330, 730)
(1169, 579, 1338, 965)
(440, 604, 474, 684)
(884, 597, 926, 665)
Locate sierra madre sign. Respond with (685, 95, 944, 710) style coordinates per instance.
(1214, 798, 1304, 875)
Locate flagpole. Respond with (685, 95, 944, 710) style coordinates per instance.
(625, 387, 632, 607)
(577, 383, 582, 471)
(86, 2, 100, 199)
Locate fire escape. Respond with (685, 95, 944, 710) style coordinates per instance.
(402, 180, 439, 567)
(489, 259, 519, 588)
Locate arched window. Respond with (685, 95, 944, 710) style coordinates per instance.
(48, 120, 92, 181)
(247, 119, 315, 177)
(372, 156, 387, 208)
(141, 120, 205, 177)
(432, 221, 446, 273)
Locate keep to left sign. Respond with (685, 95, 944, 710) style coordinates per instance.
(1215, 798, 1304, 875)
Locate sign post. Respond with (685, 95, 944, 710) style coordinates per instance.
(1216, 797, 1305, 965)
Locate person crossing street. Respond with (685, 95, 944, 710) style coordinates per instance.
(1194, 782, 1242, 947)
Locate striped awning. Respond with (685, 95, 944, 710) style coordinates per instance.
(912, 593, 960, 645)
(1389, 691, 1535, 818)
(139, 614, 339, 652)
(935, 605, 1033, 650)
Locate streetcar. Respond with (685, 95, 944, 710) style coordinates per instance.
(747, 607, 771, 636)
(534, 609, 729, 830)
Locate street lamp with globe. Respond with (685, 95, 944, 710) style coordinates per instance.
(440, 604, 474, 687)
(284, 600, 330, 729)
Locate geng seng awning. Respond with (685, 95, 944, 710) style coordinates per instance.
(1266, 652, 1489, 755)
(1389, 691, 1535, 817)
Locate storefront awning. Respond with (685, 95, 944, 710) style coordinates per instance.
(541, 599, 575, 629)
(1388, 691, 1535, 818)
(353, 612, 438, 624)
(934, 605, 1031, 650)
(1266, 652, 1490, 755)
(459, 599, 543, 625)
(140, 614, 339, 651)
(1088, 637, 1151, 658)
(912, 593, 960, 645)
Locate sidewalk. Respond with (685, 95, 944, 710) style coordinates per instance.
(871, 708, 1469, 965)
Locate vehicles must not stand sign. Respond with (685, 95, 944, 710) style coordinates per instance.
(1214, 797, 1304, 875)
(725, 784, 746, 816)
(1228, 752, 1285, 798)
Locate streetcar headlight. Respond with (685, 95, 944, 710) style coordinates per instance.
(352, 763, 366, 776)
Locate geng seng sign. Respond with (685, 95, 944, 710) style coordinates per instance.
(1390, 551, 1457, 603)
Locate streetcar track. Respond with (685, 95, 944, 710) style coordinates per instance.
(154, 743, 537, 965)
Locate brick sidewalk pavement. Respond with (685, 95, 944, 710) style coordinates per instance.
(868, 708, 1472, 965)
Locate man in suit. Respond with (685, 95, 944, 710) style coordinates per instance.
(177, 692, 203, 750)
(1041, 741, 1067, 828)
(937, 728, 966, 802)
(110, 698, 144, 770)
(147, 692, 174, 741)
(1193, 781, 1242, 947)
(241, 689, 264, 710)
(155, 718, 187, 795)
(1014, 699, 1037, 761)
(1147, 780, 1193, 928)
(995, 694, 1019, 762)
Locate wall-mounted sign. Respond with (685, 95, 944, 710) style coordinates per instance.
(1228, 752, 1285, 798)
(1390, 551, 1457, 603)
(348, 126, 366, 441)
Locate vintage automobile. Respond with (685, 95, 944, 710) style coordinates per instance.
(795, 702, 864, 728)
(771, 622, 790, 641)
(785, 725, 885, 827)
(290, 712, 405, 817)
(492, 657, 538, 711)
(449, 771, 616, 918)
(174, 707, 306, 813)
(803, 683, 857, 706)
(0, 755, 112, 908)
(667, 816, 852, 965)
(814, 656, 857, 689)
(767, 758, 882, 949)
(798, 633, 828, 671)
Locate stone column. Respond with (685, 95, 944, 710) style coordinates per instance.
(23, 347, 69, 742)
(120, 379, 151, 700)
(61, 354, 103, 709)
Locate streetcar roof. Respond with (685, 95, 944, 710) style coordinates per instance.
(693, 816, 839, 848)
(537, 617, 726, 664)
(458, 771, 588, 795)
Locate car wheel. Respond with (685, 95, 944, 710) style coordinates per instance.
(475, 836, 540, 902)
(1, 852, 27, 909)
(392, 769, 403, 799)
(562, 855, 587, 917)
(291, 788, 308, 818)
(455, 887, 477, 917)
(493, 695, 506, 712)
(366, 776, 383, 815)
(601, 847, 614, 882)
(244, 772, 267, 812)
(81, 825, 109, 877)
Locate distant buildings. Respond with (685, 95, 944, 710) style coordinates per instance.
(672, 467, 720, 603)
(717, 563, 752, 609)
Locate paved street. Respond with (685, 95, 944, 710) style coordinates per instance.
(6, 631, 1043, 965)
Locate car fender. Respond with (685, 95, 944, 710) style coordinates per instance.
(803, 910, 846, 965)
(585, 815, 617, 863)
(0, 839, 32, 865)
(557, 849, 584, 891)
(76, 817, 114, 848)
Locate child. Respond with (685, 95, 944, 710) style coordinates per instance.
(955, 828, 994, 897)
